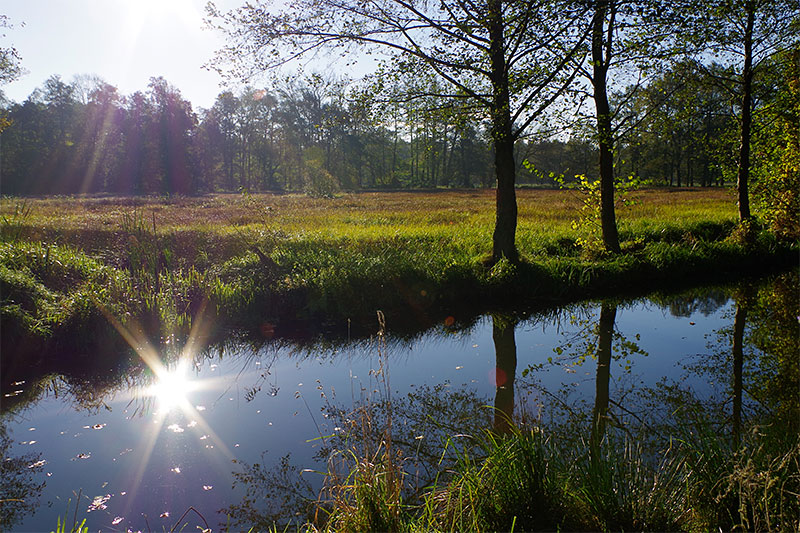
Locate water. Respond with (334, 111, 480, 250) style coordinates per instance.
(2, 273, 797, 531)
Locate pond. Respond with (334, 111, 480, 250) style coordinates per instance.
(2, 272, 798, 531)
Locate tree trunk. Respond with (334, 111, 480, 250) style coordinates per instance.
(492, 315, 517, 434)
(732, 298, 746, 445)
(488, 0, 519, 263)
(591, 303, 616, 463)
(592, 1, 621, 253)
(737, 2, 755, 221)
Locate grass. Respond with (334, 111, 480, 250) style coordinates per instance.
(305, 398, 799, 533)
(1, 189, 796, 350)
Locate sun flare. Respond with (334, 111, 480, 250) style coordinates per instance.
(148, 362, 197, 412)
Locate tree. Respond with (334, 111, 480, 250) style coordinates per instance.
(0, 15, 23, 133)
(750, 46, 800, 239)
(689, 0, 799, 221)
(571, 0, 683, 253)
(0, 15, 23, 86)
(208, 0, 588, 263)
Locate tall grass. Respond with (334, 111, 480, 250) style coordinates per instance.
(1, 190, 795, 346)
(310, 414, 799, 532)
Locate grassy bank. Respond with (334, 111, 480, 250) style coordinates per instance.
(305, 418, 800, 532)
(1, 189, 797, 350)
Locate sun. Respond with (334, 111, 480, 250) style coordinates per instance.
(148, 361, 197, 413)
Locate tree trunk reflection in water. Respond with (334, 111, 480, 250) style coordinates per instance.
(492, 315, 517, 433)
(731, 285, 753, 445)
(590, 303, 616, 461)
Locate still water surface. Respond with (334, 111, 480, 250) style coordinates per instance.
(2, 274, 797, 531)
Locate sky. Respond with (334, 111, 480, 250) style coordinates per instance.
(1, 0, 249, 110)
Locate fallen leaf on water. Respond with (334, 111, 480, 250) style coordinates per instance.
(111, 516, 124, 525)
(87, 494, 111, 512)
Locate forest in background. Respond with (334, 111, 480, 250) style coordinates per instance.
(0, 57, 780, 196)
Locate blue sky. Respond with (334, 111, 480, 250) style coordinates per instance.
(2, 0, 242, 109)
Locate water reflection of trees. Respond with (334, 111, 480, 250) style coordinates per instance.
(0, 422, 46, 529)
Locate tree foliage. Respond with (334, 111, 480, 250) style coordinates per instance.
(207, 0, 592, 262)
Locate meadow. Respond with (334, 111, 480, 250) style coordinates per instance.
(1, 188, 795, 349)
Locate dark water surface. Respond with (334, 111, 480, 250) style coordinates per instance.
(2, 273, 797, 531)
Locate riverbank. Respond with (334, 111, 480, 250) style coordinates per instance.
(1, 189, 797, 352)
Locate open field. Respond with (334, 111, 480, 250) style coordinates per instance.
(2, 188, 737, 253)
(1, 188, 795, 348)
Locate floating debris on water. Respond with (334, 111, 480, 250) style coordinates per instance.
(167, 424, 185, 433)
(28, 459, 46, 469)
(111, 516, 124, 525)
(171, 467, 181, 474)
(202, 485, 213, 491)
(87, 494, 111, 512)
(73, 453, 91, 460)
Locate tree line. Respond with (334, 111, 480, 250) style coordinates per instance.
(0, 58, 776, 195)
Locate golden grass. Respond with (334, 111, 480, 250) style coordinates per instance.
(1, 188, 736, 244)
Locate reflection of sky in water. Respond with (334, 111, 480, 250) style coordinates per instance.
(4, 293, 742, 531)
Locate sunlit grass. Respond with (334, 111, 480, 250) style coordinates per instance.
(3, 188, 792, 346)
(0, 189, 735, 251)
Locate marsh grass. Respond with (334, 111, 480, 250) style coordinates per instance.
(312, 408, 799, 532)
(1, 189, 795, 346)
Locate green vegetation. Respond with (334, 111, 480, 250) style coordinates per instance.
(227, 274, 798, 532)
(305, 418, 799, 532)
(1, 189, 796, 350)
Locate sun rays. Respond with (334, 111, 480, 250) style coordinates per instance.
(96, 299, 238, 518)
